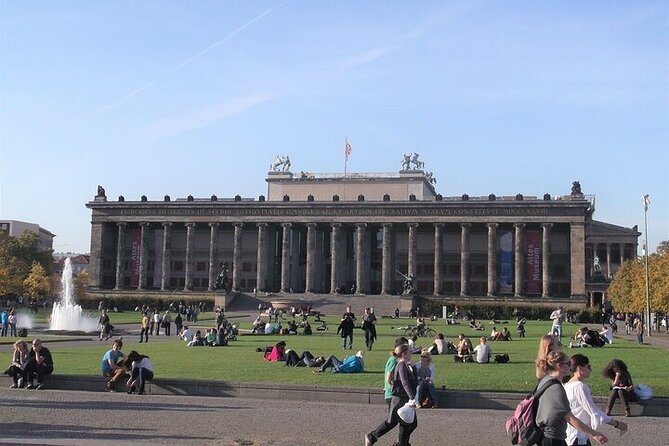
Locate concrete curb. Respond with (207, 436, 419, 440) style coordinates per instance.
(2, 375, 667, 417)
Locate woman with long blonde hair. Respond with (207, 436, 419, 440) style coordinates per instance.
(535, 334, 561, 378)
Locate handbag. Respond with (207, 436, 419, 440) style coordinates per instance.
(397, 402, 416, 424)
(633, 384, 653, 400)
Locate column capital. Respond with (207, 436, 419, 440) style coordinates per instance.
(116, 222, 127, 228)
(434, 222, 444, 228)
(208, 222, 220, 228)
(331, 222, 341, 229)
(407, 222, 419, 229)
(356, 223, 367, 230)
(381, 223, 393, 229)
(256, 222, 268, 228)
(162, 222, 173, 228)
(514, 223, 525, 229)
(233, 222, 244, 229)
(139, 222, 151, 227)
(281, 222, 293, 229)
(307, 222, 318, 229)
(541, 223, 553, 229)
(185, 222, 196, 228)
(460, 222, 471, 229)
(487, 222, 498, 229)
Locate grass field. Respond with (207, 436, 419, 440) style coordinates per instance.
(2, 316, 667, 397)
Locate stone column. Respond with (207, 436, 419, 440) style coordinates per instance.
(619, 243, 624, 265)
(606, 243, 612, 277)
(487, 223, 498, 297)
(305, 223, 318, 292)
(408, 223, 418, 277)
(207, 223, 219, 291)
(460, 223, 471, 296)
(137, 223, 149, 290)
(256, 223, 268, 293)
(542, 223, 552, 298)
(160, 223, 172, 291)
(434, 223, 444, 295)
(514, 223, 525, 297)
(570, 222, 586, 297)
(330, 223, 341, 294)
(89, 222, 104, 288)
(232, 223, 243, 292)
(355, 223, 369, 294)
(114, 223, 127, 290)
(280, 223, 292, 293)
(184, 223, 195, 291)
(381, 223, 394, 294)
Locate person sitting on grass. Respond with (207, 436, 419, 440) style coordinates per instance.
(455, 334, 473, 362)
(205, 328, 217, 346)
(264, 341, 287, 362)
(499, 327, 512, 341)
(187, 330, 205, 347)
(124, 351, 154, 395)
(251, 315, 264, 334)
(101, 338, 127, 392)
(490, 326, 501, 341)
(313, 350, 364, 373)
(472, 336, 491, 364)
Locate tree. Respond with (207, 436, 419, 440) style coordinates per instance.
(608, 241, 669, 314)
(23, 262, 51, 299)
(0, 231, 53, 297)
(73, 270, 89, 299)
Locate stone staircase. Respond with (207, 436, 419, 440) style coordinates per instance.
(226, 292, 413, 318)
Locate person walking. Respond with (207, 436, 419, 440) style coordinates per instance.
(362, 307, 377, 351)
(139, 312, 149, 343)
(365, 343, 418, 446)
(565, 354, 627, 445)
(633, 317, 643, 344)
(337, 306, 356, 350)
(549, 306, 565, 340)
(163, 310, 172, 336)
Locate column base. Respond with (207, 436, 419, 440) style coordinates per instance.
(487, 293, 496, 298)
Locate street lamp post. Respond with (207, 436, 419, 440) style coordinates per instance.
(643, 194, 651, 337)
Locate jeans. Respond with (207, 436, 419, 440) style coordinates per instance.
(318, 355, 342, 372)
(342, 334, 353, 349)
(607, 387, 633, 412)
(367, 396, 417, 446)
(131, 366, 154, 393)
(415, 379, 439, 407)
(551, 324, 562, 339)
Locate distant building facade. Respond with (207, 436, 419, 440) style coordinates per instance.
(0, 219, 55, 251)
(53, 254, 90, 277)
(85, 168, 639, 308)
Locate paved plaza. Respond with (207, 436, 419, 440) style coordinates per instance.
(1, 389, 667, 446)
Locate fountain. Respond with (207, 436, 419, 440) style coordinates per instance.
(49, 257, 99, 333)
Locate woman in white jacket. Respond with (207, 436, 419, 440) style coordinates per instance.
(564, 354, 627, 445)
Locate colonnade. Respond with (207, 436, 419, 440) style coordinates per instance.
(108, 220, 574, 297)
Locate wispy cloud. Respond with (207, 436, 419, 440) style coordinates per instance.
(81, 0, 291, 117)
(138, 93, 274, 141)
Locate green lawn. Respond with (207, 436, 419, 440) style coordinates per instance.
(3, 317, 667, 397)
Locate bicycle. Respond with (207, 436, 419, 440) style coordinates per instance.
(403, 325, 437, 338)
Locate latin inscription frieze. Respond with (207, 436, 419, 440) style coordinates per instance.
(100, 205, 576, 218)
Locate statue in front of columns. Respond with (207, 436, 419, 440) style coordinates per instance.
(410, 152, 424, 170)
(269, 154, 291, 172)
(397, 270, 416, 295)
(593, 255, 602, 273)
(213, 264, 231, 292)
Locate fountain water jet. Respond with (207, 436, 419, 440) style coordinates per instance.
(49, 257, 99, 333)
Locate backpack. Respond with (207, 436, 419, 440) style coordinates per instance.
(495, 354, 510, 364)
(505, 378, 560, 445)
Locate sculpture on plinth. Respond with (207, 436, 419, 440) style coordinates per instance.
(571, 181, 583, 196)
(410, 152, 424, 170)
(397, 270, 416, 295)
(213, 264, 231, 292)
(425, 171, 436, 184)
(96, 185, 106, 197)
(269, 155, 291, 172)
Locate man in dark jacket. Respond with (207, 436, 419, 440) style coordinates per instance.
(337, 306, 356, 350)
(25, 339, 53, 389)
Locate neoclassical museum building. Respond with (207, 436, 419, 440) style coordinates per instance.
(86, 162, 640, 308)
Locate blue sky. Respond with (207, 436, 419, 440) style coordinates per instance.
(1, 1, 667, 253)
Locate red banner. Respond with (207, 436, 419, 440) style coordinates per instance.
(525, 230, 541, 294)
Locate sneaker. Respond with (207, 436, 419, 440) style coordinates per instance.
(105, 382, 114, 392)
(137, 390, 144, 395)
(36, 383, 45, 390)
(9, 383, 18, 389)
(127, 386, 136, 394)
(17, 378, 23, 389)
(25, 383, 37, 390)
(625, 409, 631, 417)
(365, 434, 374, 446)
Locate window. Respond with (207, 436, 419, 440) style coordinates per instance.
(174, 261, 184, 271)
(196, 262, 207, 272)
